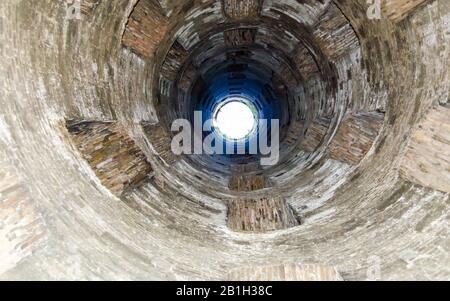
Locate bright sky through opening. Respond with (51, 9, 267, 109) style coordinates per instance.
(214, 100, 256, 140)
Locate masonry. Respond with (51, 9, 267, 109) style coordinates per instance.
(0, 0, 448, 281)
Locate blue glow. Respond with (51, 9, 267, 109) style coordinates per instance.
(192, 59, 282, 156)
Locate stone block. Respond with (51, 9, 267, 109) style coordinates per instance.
(142, 122, 179, 165)
(293, 44, 319, 81)
(312, 3, 359, 61)
(67, 121, 152, 196)
(161, 40, 189, 81)
(329, 112, 384, 165)
(227, 197, 299, 232)
(122, 0, 169, 59)
(222, 0, 262, 20)
(400, 106, 450, 193)
(228, 174, 266, 191)
(224, 28, 257, 47)
(299, 117, 331, 152)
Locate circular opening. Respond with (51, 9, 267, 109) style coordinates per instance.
(213, 98, 258, 140)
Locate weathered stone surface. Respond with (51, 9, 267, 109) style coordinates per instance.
(383, 0, 429, 23)
(228, 174, 266, 191)
(157, 0, 178, 16)
(122, 0, 168, 59)
(179, 63, 197, 92)
(400, 106, 450, 193)
(161, 40, 189, 81)
(142, 122, 179, 165)
(0, 0, 449, 281)
(0, 160, 46, 275)
(67, 121, 152, 196)
(284, 120, 306, 147)
(261, 0, 330, 27)
(329, 112, 384, 165)
(80, 0, 101, 15)
(224, 28, 257, 47)
(255, 25, 300, 55)
(299, 118, 331, 152)
(222, 0, 262, 20)
(227, 264, 343, 281)
(227, 198, 299, 232)
(293, 44, 319, 81)
(230, 162, 261, 174)
(278, 64, 298, 88)
(312, 3, 360, 61)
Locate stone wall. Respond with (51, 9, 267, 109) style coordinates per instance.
(67, 121, 152, 196)
(312, 3, 360, 62)
(0, 159, 46, 275)
(329, 112, 384, 165)
(293, 44, 319, 81)
(400, 106, 450, 193)
(383, 0, 430, 23)
(222, 0, 262, 20)
(224, 28, 257, 47)
(0, 0, 448, 281)
(227, 198, 299, 232)
(122, 0, 169, 59)
(142, 122, 179, 165)
(161, 40, 189, 81)
(299, 118, 331, 152)
(80, 0, 101, 16)
(228, 174, 267, 192)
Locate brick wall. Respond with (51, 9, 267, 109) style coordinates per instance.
(142, 122, 179, 165)
(227, 198, 299, 232)
(67, 121, 152, 196)
(0, 160, 46, 274)
(400, 106, 450, 193)
(122, 0, 169, 59)
(329, 112, 384, 165)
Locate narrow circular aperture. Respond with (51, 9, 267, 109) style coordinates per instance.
(213, 98, 258, 141)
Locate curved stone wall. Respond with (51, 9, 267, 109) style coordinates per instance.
(0, 0, 448, 280)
